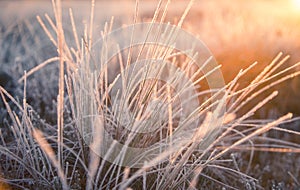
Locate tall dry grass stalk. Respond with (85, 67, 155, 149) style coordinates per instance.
(0, 0, 300, 189)
(53, 0, 65, 170)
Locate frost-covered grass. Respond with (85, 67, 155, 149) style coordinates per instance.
(0, 0, 300, 189)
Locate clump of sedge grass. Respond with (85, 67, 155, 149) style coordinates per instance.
(0, 0, 300, 189)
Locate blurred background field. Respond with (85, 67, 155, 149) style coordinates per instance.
(0, 0, 300, 188)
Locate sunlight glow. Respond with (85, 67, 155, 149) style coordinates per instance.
(292, 0, 300, 10)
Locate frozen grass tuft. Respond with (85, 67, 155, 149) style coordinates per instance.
(0, 0, 300, 189)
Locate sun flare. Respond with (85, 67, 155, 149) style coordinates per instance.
(292, 0, 300, 10)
